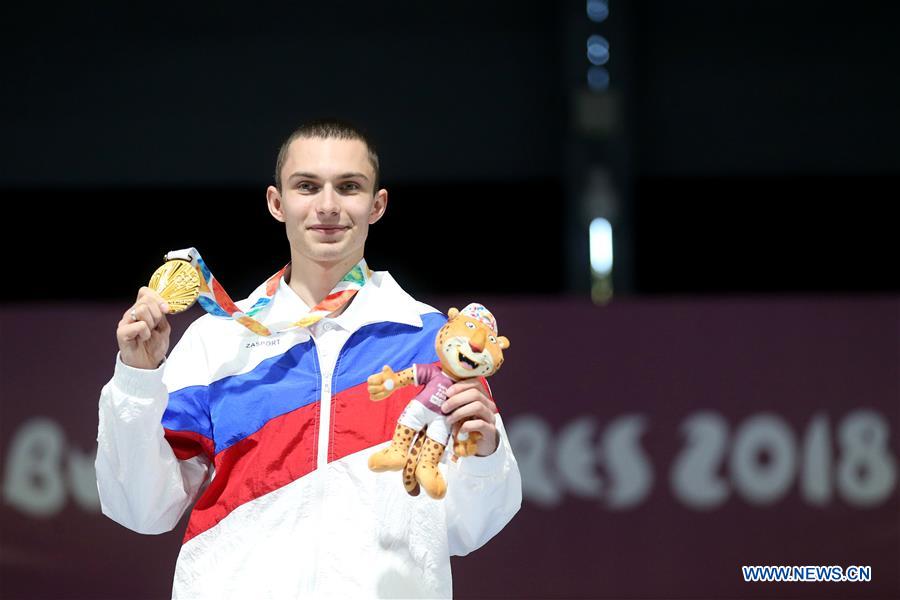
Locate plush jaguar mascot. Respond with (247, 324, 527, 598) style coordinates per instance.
(366, 303, 510, 499)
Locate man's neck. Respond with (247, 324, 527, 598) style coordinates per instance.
(286, 252, 363, 317)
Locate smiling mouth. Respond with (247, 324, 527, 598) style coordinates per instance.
(310, 227, 348, 235)
(457, 350, 479, 369)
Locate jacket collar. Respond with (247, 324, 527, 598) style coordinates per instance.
(335, 271, 425, 332)
(251, 269, 424, 335)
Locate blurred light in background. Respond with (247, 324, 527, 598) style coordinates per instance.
(582, 2, 616, 301)
(586, 0, 609, 23)
(590, 217, 614, 275)
(587, 34, 610, 65)
(590, 217, 614, 303)
(587, 66, 610, 91)
(586, 33, 610, 91)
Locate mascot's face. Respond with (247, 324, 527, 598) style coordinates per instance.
(435, 308, 510, 380)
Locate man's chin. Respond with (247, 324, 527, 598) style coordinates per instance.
(302, 247, 362, 266)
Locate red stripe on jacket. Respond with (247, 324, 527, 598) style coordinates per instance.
(166, 368, 496, 544)
(181, 401, 318, 543)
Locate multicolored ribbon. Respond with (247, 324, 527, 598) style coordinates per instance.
(165, 247, 372, 336)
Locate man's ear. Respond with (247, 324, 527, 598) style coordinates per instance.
(266, 185, 286, 223)
(369, 188, 388, 224)
(498, 336, 510, 350)
(447, 307, 460, 319)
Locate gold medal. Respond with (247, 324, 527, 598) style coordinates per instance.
(149, 259, 201, 314)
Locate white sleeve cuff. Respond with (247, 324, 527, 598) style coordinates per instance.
(456, 432, 508, 477)
(113, 352, 167, 397)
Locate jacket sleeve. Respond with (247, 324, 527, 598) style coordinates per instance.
(94, 320, 213, 535)
(443, 412, 522, 556)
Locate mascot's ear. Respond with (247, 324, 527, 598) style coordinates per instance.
(447, 307, 460, 319)
(497, 336, 510, 350)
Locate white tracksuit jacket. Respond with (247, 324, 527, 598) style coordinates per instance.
(95, 270, 522, 599)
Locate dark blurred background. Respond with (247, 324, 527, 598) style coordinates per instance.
(2, 0, 896, 302)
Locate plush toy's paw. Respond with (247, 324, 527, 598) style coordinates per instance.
(368, 447, 407, 472)
(453, 438, 475, 457)
(367, 365, 398, 401)
(416, 437, 448, 500)
(369, 424, 417, 472)
(453, 431, 481, 457)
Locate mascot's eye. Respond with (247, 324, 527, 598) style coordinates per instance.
(489, 336, 496, 343)
(465, 322, 476, 329)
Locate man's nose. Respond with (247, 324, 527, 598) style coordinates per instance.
(315, 184, 340, 214)
(469, 328, 486, 353)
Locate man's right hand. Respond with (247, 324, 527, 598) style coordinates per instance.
(117, 287, 171, 370)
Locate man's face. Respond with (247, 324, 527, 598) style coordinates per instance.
(266, 137, 387, 268)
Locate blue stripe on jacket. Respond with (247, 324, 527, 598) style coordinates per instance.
(333, 313, 446, 393)
(161, 311, 447, 456)
(163, 339, 321, 455)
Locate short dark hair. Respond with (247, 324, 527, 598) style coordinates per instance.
(274, 119, 380, 193)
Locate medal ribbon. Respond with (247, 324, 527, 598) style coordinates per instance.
(165, 247, 372, 336)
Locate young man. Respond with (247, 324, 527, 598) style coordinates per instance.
(95, 120, 522, 599)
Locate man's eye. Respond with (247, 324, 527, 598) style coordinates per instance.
(298, 182, 318, 192)
(341, 182, 360, 191)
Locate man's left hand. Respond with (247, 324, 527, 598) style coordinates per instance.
(442, 379, 499, 457)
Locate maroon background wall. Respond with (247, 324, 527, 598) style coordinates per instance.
(1, 297, 898, 599)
